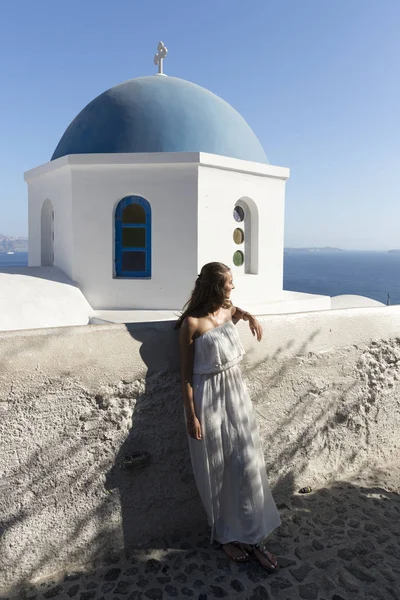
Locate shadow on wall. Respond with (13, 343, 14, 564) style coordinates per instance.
(243, 333, 400, 498)
(104, 325, 328, 556)
(104, 321, 205, 552)
(2, 322, 400, 596)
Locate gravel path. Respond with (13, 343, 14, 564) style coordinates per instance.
(8, 466, 400, 600)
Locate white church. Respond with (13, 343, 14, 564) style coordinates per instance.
(0, 43, 382, 331)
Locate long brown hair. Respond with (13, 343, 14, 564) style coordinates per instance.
(175, 262, 231, 329)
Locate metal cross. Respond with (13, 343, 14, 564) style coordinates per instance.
(154, 41, 168, 75)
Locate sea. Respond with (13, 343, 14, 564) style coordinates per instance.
(283, 251, 400, 306)
(1, 250, 399, 306)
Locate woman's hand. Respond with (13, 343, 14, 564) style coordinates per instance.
(187, 415, 202, 440)
(248, 315, 263, 341)
(232, 307, 263, 342)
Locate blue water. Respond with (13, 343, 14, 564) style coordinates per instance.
(0, 252, 29, 267)
(284, 251, 400, 305)
(1, 251, 399, 305)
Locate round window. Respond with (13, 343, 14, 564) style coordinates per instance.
(233, 228, 244, 244)
(233, 206, 245, 222)
(233, 250, 244, 267)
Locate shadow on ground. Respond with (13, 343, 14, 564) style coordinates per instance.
(8, 473, 400, 600)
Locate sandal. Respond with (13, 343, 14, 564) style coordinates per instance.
(221, 541, 250, 562)
(252, 541, 279, 572)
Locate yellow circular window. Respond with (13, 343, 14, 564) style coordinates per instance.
(233, 228, 244, 244)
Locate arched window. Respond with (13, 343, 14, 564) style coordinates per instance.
(232, 198, 258, 274)
(115, 196, 151, 278)
(41, 199, 54, 266)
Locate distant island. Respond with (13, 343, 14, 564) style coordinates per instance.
(388, 249, 400, 254)
(284, 247, 343, 253)
(0, 234, 28, 253)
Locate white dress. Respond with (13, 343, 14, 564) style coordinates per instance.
(187, 319, 281, 544)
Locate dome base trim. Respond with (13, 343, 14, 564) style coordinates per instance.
(25, 152, 289, 183)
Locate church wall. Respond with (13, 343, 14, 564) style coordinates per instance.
(198, 165, 287, 307)
(1, 305, 400, 593)
(27, 182, 41, 266)
(27, 168, 74, 277)
(70, 163, 199, 309)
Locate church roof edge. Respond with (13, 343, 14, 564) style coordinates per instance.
(24, 152, 290, 182)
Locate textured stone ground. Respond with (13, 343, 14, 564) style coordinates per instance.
(6, 466, 400, 600)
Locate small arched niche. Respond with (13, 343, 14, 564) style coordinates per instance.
(41, 199, 54, 266)
(233, 197, 258, 274)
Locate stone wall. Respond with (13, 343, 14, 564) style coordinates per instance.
(1, 306, 400, 595)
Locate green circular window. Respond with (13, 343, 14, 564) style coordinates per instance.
(233, 206, 245, 222)
(233, 250, 244, 267)
(233, 228, 244, 244)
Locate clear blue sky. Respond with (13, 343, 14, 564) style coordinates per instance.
(1, 0, 399, 249)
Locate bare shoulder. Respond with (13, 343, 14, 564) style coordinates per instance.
(180, 316, 198, 341)
(184, 315, 198, 331)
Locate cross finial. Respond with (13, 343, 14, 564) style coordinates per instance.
(154, 41, 168, 75)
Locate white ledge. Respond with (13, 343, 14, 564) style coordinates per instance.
(24, 152, 290, 181)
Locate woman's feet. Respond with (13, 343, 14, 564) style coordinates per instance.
(221, 540, 278, 571)
(252, 541, 279, 572)
(221, 541, 251, 562)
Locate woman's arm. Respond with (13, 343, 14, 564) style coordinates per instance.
(231, 306, 263, 341)
(179, 318, 202, 440)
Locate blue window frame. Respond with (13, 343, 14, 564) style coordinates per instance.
(115, 196, 151, 278)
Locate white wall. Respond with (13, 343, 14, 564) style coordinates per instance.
(25, 153, 289, 312)
(198, 158, 288, 308)
(1, 304, 400, 592)
(27, 182, 41, 266)
(0, 267, 92, 331)
(26, 164, 74, 278)
(40, 199, 54, 266)
(70, 161, 198, 309)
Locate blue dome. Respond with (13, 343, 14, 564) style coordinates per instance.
(51, 76, 268, 163)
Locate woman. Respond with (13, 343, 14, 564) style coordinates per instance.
(177, 262, 281, 570)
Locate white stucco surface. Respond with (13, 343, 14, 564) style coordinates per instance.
(24, 152, 296, 312)
(90, 310, 179, 324)
(0, 267, 92, 331)
(245, 290, 332, 313)
(91, 291, 332, 324)
(28, 168, 73, 276)
(197, 158, 289, 306)
(1, 305, 400, 594)
(1, 305, 400, 593)
(331, 294, 385, 309)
